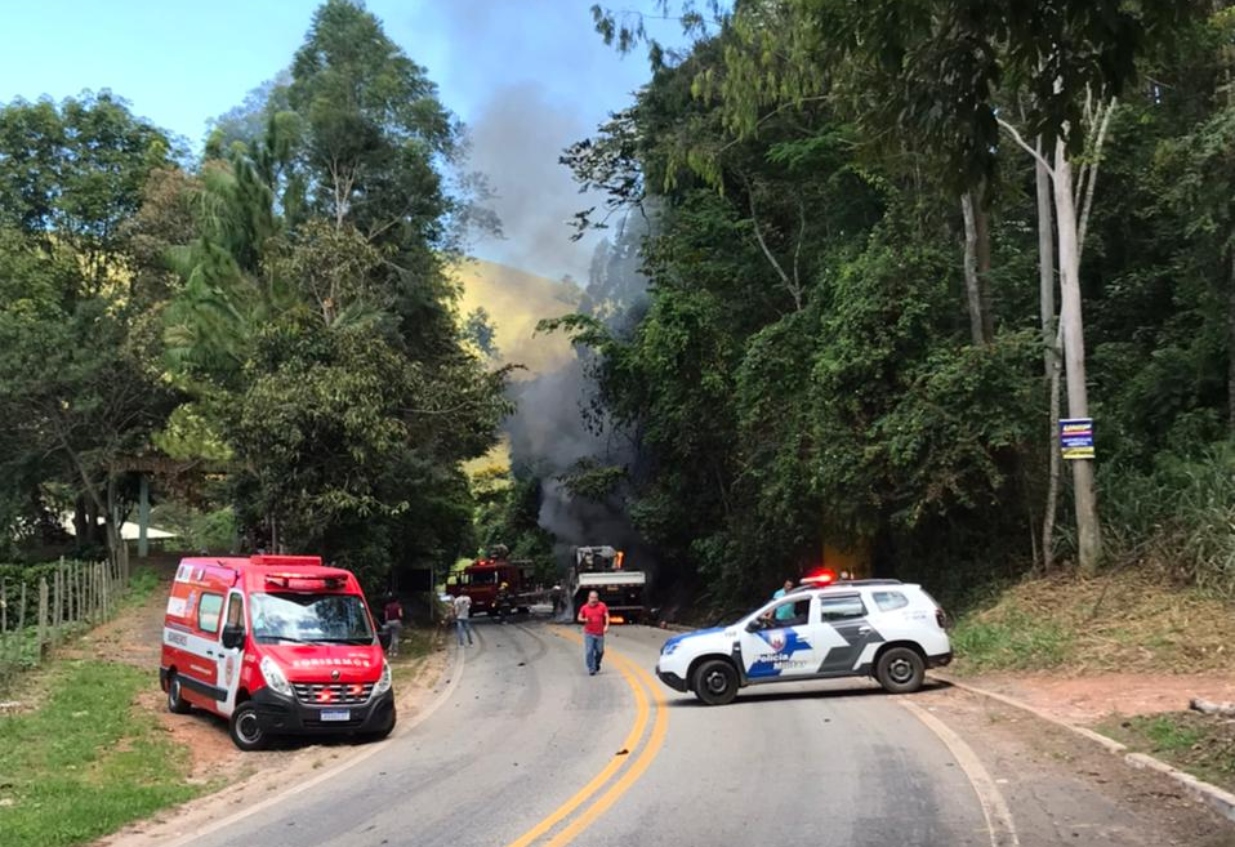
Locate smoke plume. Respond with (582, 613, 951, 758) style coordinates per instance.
(504, 216, 655, 574)
(410, 1, 661, 572)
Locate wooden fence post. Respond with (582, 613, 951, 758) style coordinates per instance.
(36, 578, 49, 663)
(102, 562, 111, 620)
(70, 562, 77, 625)
(90, 563, 98, 623)
(16, 581, 27, 665)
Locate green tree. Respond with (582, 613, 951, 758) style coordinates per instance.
(0, 93, 177, 558)
(158, 2, 512, 584)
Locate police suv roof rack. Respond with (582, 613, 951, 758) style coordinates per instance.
(834, 579, 904, 586)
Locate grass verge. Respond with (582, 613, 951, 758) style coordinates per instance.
(0, 660, 203, 847)
(389, 625, 444, 690)
(1098, 711, 1235, 795)
(948, 568, 1235, 675)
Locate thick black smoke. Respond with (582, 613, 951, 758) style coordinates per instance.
(420, 2, 663, 573)
(425, 0, 648, 283)
(502, 216, 656, 575)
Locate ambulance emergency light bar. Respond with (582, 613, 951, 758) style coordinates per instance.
(250, 555, 324, 567)
(263, 573, 347, 591)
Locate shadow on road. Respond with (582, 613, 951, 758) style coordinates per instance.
(664, 679, 954, 708)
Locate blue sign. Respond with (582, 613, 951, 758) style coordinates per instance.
(1060, 417, 1094, 460)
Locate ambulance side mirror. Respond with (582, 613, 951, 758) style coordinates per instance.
(221, 624, 245, 650)
(378, 629, 392, 649)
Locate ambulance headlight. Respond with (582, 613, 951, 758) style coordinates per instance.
(260, 656, 293, 697)
(374, 660, 393, 696)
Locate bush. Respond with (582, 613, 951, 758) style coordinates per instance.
(1101, 443, 1235, 597)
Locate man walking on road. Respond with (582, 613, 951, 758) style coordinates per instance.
(577, 590, 610, 675)
(452, 593, 475, 646)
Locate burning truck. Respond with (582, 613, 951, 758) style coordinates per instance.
(569, 545, 647, 625)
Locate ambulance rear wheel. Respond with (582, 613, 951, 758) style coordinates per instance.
(166, 673, 192, 715)
(229, 701, 270, 752)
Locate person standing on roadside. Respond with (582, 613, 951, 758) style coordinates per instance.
(577, 590, 610, 675)
(452, 593, 475, 646)
(383, 594, 404, 657)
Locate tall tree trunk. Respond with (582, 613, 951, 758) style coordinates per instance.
(1054, 140, 1101, 573)
(104, 475, 122, 568)
(975, 184, 995, 343)
(961, 191, 989, 345)
(1036, 145, 1060, 569)
(1229, 246, 1235, 434)
(73, 496, 89, 544)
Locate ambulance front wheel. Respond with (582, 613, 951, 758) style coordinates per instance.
(229, 701, 271, 752)
(166, 673, 192, 715)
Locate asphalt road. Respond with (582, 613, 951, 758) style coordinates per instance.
(171, 617, 1011, 847)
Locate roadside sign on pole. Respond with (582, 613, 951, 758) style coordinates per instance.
(1060, 417, 1095, 460)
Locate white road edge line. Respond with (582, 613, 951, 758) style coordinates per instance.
(900, 699, 1020, 847)
(158, 642, 467, 847)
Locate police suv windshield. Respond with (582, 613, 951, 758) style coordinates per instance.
(250, 592, 375, 645)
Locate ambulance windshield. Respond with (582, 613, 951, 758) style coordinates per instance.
(250, 592, 375, 645)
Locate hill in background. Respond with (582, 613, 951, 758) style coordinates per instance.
(451, 259, 583, 476)
(452, 259, 581, 379)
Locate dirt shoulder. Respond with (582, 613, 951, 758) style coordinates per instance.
(97, 640, 454, 847)
(6, 558, 456, 847)
(917, 683, 1235, 846)
(955, 672, 1235, 727)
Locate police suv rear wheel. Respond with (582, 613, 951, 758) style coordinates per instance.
(692, 659, 738, 706)
(229, 701, 270, 751)
(166, 673, 192, 715)
(875, 647, 925, 694)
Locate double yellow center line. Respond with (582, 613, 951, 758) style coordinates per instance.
(504, 628, 669, 847)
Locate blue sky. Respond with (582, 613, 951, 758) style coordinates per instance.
(0, 1, 681, 281)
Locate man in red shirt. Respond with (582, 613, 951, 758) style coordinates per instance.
(577, 590, 610, 675)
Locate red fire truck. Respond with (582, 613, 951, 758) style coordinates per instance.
(445, 546, 547, 616)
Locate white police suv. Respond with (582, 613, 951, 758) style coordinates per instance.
(655, 579, 952, 705)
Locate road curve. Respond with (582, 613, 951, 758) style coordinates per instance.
(176, 618, 994, 847)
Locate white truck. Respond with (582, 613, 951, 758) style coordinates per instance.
(570, 546, 647, 625)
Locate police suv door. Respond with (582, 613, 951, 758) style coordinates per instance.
(813, 592, 879, 676)
(737, 594, 819, 681)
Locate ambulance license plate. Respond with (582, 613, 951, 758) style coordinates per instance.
(321, 709, 351, 722)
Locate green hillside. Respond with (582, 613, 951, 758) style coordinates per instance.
(451, 259, 581, 379)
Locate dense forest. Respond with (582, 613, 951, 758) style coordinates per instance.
(0, 1, 510, 587)
(541, 0, 1235, 610)
(2, 0, 1234, 613)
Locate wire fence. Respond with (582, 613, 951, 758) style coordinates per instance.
(0, 548, 130, 689)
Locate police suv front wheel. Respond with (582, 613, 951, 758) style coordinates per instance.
(229, 701, 271, 751)
(875, 647, 925, 694)
(692, 659, 738, 706)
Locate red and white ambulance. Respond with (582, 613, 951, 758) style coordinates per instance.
(159, 554, 396, 751)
